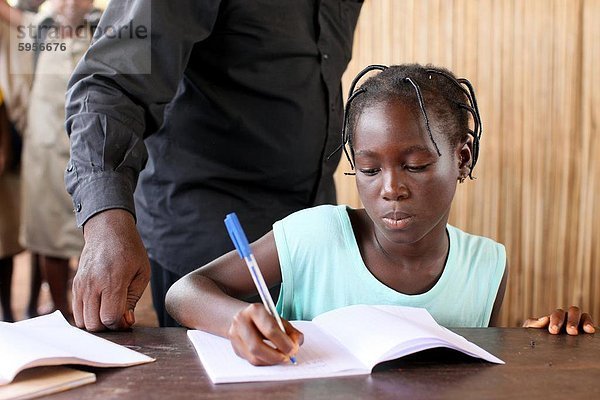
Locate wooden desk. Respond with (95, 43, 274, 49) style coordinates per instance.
(44, 328, 598, 400)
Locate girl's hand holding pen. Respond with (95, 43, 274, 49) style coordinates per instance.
(227, 303, 303, 366)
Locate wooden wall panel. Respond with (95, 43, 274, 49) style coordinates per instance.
(335, 0, 600, 326)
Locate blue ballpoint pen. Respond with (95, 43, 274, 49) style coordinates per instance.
(224, 213, 297, 365)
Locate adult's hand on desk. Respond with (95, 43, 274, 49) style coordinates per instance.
(523, 306, 596, 335)
(73, 209, 150, 331)
(228, 303, 303, 366)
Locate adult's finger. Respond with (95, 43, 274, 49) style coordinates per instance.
(71, 268, 84, 328)
(72, 291, 84, 328)
(124, 264, 152, 326)
(82, 286, 105, 332)
(71, 255, 106, 331)
(99, 283, 129, 330)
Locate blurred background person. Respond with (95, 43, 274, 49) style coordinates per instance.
(0, 0, 98, 320)
(0, 0, 46, 321)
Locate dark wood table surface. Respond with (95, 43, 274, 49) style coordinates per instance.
(44, 327, 599, 400)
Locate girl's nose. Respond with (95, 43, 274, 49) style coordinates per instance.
(381, 170, 409, 201)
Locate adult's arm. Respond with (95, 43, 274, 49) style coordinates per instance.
(66, 0, 221, 331)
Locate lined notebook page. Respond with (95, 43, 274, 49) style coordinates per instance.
(188, 321, 368, 384)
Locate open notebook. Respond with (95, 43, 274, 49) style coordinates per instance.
(0, 367, 96, 400)
(0, 311, 155, 386)
(188, 305, 504, 384)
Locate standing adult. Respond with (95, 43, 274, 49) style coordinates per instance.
(66, 0, 363, 330)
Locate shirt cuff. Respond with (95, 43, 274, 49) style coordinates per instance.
(69, 170, 136, 227)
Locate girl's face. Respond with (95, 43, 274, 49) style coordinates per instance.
(353, 99, 471, 247)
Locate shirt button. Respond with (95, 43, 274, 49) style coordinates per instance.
(74, 203, 82, 213)
(322, 53, 329, 60)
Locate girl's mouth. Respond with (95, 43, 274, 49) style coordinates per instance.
(382, 215, 413, 230)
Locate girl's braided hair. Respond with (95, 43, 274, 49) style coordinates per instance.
(329, 64, 482, 179)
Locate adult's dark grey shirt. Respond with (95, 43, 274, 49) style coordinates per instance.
(65, 0, 362, 275)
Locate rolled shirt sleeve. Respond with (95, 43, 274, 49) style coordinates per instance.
(65, 0, 221, 226)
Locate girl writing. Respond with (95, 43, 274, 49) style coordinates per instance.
(166, 64, 595, 366)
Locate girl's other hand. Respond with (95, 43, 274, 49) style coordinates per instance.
(227, 303, 303, 366)
(522, 306, 596, 335)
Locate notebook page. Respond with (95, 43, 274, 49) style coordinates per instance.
(372, 306, 503, 364)
(0, 312, 154, 385)
(0, 327, 70, 385)
(313, 305, 503, 368)
(187, 321, 369, 384)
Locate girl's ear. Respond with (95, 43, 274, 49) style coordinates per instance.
(457, 134, 474, 182)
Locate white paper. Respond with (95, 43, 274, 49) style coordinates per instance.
(314, 305, 504, 367)
(0, 311, 155, 385)
(188, 305, 503, 384)
(188, 321, 368, 384)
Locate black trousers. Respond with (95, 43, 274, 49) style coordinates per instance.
(150, 259, 182, 327)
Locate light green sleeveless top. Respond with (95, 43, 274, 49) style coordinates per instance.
(274, 205, 506, 327)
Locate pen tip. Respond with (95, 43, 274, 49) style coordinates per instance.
(290, 356, 297, 365)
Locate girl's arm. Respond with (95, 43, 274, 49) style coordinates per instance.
(165, 231, 302, 365)
(488, 264, 509, 327)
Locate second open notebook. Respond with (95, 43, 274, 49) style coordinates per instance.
(188, 304, 504, 384)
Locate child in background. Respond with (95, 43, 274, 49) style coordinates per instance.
(165, 64, 595, 366)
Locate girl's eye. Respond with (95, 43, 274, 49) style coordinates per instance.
(405, 165, 429, 173)
(359, 168, 380, 176)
